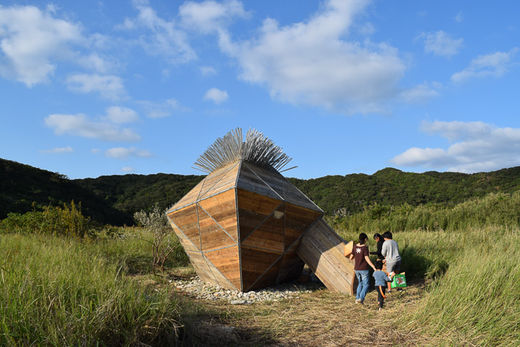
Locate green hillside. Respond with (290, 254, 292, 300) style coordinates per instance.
(3, 157, 520, 225)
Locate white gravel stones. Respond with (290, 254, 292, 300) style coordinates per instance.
(171, 276, 322, 304)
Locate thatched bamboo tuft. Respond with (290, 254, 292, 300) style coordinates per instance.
(193, 128, 292, 173)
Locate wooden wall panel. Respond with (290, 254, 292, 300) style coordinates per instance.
(237, 189, 281, 241)
(241, 247, 281, 291)
(198, 189, 238, 241)
(276, 251, 305, 283)
(186, 251, 216, 284)
(237, 165, 282, 202)
(168, 220, 199, 253)
(247, 259, 281, 291)
(199, 163, 239, 200)
(242, 212, 284, 254)
(204, 246, 241, 290)
(198, 162, 237, 199)
(198, 206, 235, 252)
(168, 204, 200, 247)
(285, 203, 322, 248)
(168, 180, 204, 212)
(296, 218, 355, 295)
(243, 162, 322, 212)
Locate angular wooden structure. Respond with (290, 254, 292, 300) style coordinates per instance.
(297, 218, 356, 295)
(167, 160, 323, 291)
(167, 128, 356, 294)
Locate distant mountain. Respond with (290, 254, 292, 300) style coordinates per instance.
(3, 157, 520, 225)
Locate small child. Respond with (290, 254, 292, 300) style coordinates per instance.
(373, 261, 393, 310)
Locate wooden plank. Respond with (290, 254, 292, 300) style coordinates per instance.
(168, 220, 199, 253)
(247, 259, 281, 291)
(186, 251, 216, 284)
(204, 246, 241, 290)
(198, 206, 236, 252)
(199, 163, 239, 200)
(197, 162, 238, 199)
(241, 247, 281, 290)
(284, 203, 322, 248)
(242, 212, 285, 254)
(168, 204, 200, 247)
(198, 189, 238, 241)
(168, 179, 205, 212)
(244, 162, 322, 212)
(277, 252, 305, 283)
(297, 218, 355, 295)
(237, 189, 281, 241)
(236, 165, 283, 202)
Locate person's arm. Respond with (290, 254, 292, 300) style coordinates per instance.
(363, 246, 376, 271)
(364, 255, 376, 271)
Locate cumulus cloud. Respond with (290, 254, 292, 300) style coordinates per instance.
(451, 49, 518, 83)
(45, 113, 140, 142)
(66, 73, 125, 100)
(179, 0, 248, 34)
(119, 0, 195, 64)
(419, 31, 463, 57)
(400, 82, 441, 103)
(200, 66, 217, 76)
(219, 0, 405, 113)
(391, 121, 520, 172)
(0, 4, 82, 86)
(105, 106, 139, 123)
(137, 98, 187, 118)
(105, 147, 152, 159)
(204, 88, 228, 104)
(41, 146, 73, 154)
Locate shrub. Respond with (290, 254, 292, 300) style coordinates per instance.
(0, 201, 92, 237)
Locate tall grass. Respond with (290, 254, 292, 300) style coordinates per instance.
(331, 191, 520, 233)
(409, 228, 520, 345)
(0, 233, 188, 345)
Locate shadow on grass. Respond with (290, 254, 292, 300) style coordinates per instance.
(400, 245, 449, 282)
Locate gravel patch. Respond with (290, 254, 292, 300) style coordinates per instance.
(170, 276, 323, 304)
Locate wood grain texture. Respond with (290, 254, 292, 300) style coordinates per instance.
(198, 189, 238, 241)
(197, 162, 238, 199)
(198, 162, 239, 200)
(198, 205, 236, 252)
(242, 162, 322, 212)
(204, 246, 241, 290)
(167, 204, 200, 248)
(297, 218, 355, 295)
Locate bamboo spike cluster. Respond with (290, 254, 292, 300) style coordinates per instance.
(193, 128, 292, 174)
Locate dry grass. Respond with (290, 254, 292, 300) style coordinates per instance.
(186, 283, 435, 346)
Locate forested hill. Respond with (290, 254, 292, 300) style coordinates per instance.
(3, 157, 520, 225)
(289, 167, 520, 215)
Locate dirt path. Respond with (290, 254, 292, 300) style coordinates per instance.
(187, 283, 427, 346)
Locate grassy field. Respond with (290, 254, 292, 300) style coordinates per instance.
(1, 198, 519, 345)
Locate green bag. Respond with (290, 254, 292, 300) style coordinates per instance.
(391, 273, 407, 288)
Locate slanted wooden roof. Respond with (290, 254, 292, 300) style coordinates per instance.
(166, 160, 322, 214)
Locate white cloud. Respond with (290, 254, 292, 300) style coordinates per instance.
(77, 53, 114, 73)
(105, 106, 139, 123)
(200, 66, 217, 76)
(400, 83, 440, 103)
(391, 121, 520, 172)
(121, 166, 135, 173)
(138, 98, 187, 118)
(226, 0, 405, 113)
(105, 147, 152, 159)
(41, 146, 73, 154)
(45, 113, 140, 142)
(451, 49, 518, 83)
(179, 0, 248, 34)
(204, 88, 228, 104)
(0, 5, 82, 86)
(119, 0, 195, 64)
(66, 73, 125, 100)
(455, 12, 463, 23)
(419, 31, 463, 57)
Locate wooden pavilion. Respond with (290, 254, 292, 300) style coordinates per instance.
(166, 129, 356, 294)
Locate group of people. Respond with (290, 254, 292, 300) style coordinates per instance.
(348, 231, 401, 310)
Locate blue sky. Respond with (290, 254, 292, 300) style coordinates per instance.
(1, 0, 519, 179)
